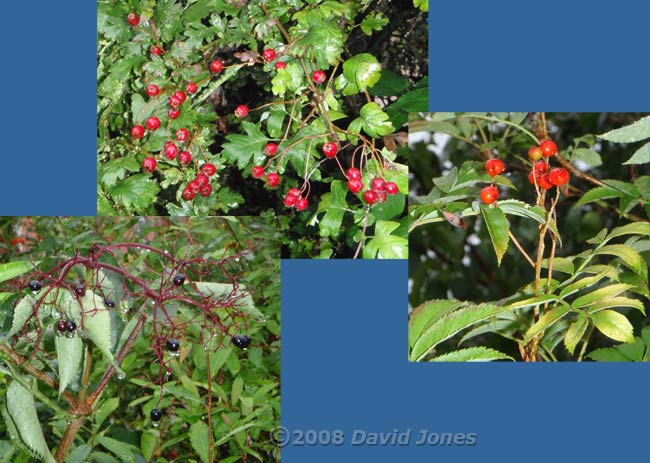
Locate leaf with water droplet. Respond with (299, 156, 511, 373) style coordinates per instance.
(80, 289, 123, 375)
(55, 331, 83, 396)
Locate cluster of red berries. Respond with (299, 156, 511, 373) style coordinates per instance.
(283, 188, 309, 211)
(480, 158, 505, 205)
(345, 168, 399, 205)
(527, 140, 569, 189)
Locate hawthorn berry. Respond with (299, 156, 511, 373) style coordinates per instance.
(143, 157, 157, 173)
(528, 146, 543, 161)
(262, 48, 276, 61)
(210, 60, 224, 73)
(150, 408, 162, 422)
(384, 182, 399, 195)
(287, 188, 301, 198)
(65, 320, 77, 333)
(173, 91, 187, 104)
(146, 117, 161, 131)
(266, 172, 280, 188)
(548, 167, 570, 186)
(322, 142, 338, 158)
(188, 181, 200, 194)
(284, 194, 298, 207)
(146, 84, 159, 97)
(126, 13, 139, 27)
(376, 191, 387, 203)
(131, 125, 145, 139)
(201, 163, 217, 176)
(264, 142, 278, 156)
(173, 274, 185, 286)
(234, 105, 249, 118)
(168, 94, 182, 108)
(348, 179, 363, 194)
(275, 61, 287, 70)
(74, 284, 86, 297)
(480, 185, 499, 205)
(168, 108, 181, 119)
(485, 159, 505, 177)
(164, 142, 179, 160)
(182, 187, 196, 201)
(347, 168, 361, 180)
(371, 177, 386, 192)
(541, 140, 558, 157)
(166, 338, 180, 352)
(231, 334, 251, 349)
(176, 128, 189, 142)
(150, 45, 162, 56)
(56, 320, 67, 333)
(186, 82, 198, 94)
(251, 166, 265, 179)
(312, 70, 327, 84)
(363, 190, 378, 205)
(28, 280, 42, 292)
(295, 198, 309, 211)
(179, 151, 192, 165)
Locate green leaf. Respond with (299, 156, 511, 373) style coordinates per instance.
(93, 397, 120, 433)
(594, 244, 647, 277)
(598, 116, 650, 143)
(316, 180, 349, 238)
(6, 381, 56, 463)
(414, 0, 429, 11)
(189, 421, 210, 463)
(587, 347, 633, 362)
(429, 347, 513, 362)
(0, 262, 35, 284)
(363, 220, 408, 259)
(109, 174, 159, 214)
(496, 200, 546, 225)
(540, 257, 574, 275)
(587, 296, 645, 315)
(504, 294, 558, 310)
(559, 269, 614, 299)
(342, 54, 381, 92)
(480, 204, 509, 266)
(605, 222, 650, 242)
(359, 102, 395, 137)
(193, 282, 264, 321)
(591, 309, 635, 343)
(523, 305, 571, 343)
(408, 300, 465, 348)
(575, 186, 625, 206)
(623, 141, 650, 165)
(294, 20, 345, 68)
(141, 430, 158, 462)
(100, 156, 141, 188)
(7, 296, 35, 338)
(410, 303, 504, 361)
(55, 333, 83, 396)
(271, 62, 306, 96)
(360, 13, 388, 35)
(81, 290, 121, 372)
(96, 436, 137, 463)
(572, 284, 633, 308)
(572, 148, 602, 167)
(369, 70, 409, 96)
(564, 317, 588, 355)
(221, 122, 268, 169)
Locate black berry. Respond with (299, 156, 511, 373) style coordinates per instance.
(28, 280, 42, 292)
(231, 335, 251, 349)
(173, 275, 185, 286)
(74, 284, 86, 297)
(56, 320, 67, 333)
(65, 320, 77, 333)
(166, 338, 180, 352)
(105, 299, 115, 308)
(150, 408, 162, 422)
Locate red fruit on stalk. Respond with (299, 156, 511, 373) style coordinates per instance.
(146, 84, 159, 97)
(168, 108, 181, 119)
(384, 182, 399, 195)
(322, 142, 338, 158)
(186, 82, 198, 94)
(131, 125, 145, 139)
(179, 151, 192, 165)
(176, 128, 189, 142)
(210, 60, 223, 73)
(533, 160, 549, 174)
(347, 168, 361, 180)
(146, 117, 161, 130)
(363, 190, 378, 204)
(312, 70, 326, 84)
(164, 142, 178, 160)
(264, 143, 278, 156)
(262, 48, 276, 61)
(127, 13, 139, 27)
(485, 159, 505, 177)
(284, 194, 298, 207)
(150, 45, 162, 56)
(188, 180, 200, 193)
(266, 172, 280, 188)
(142, 157, 157, 173)
(234, 105, 249, 118)
(295, 198, 309, 211)
(169, 94, 182, 108)
(199, 183, 212, 197)
(287, 188, 301, 198)
(348, 179, 363, 194)
(173, 91, 187, 104)
(195, 173, 209, 186)
(371, 178, 385, 192)
(480, 186, 499, 204)
(182, 187, 196, 201)
(201, 163, 217, 176)
(548, 167, 570, 186)
(541, 140, 557, 157)
(275, 61, 287, 70)
(251, 166, 265, 179)
(528, 146, 543, 161)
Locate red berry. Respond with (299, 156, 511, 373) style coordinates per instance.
(182, 187, 196, 201)
(295, 198, 309, 211)
(262, 48, 276, 62)
(540, 140, 557, 157)
(56, 319, 67, 333)
(548, 167, 570, 186)
(347, 168, 361, 180)
(234, 105, 249, 118)
(176, 128, 189, 142)
(384, 182, 398, 195)
(188, 180, 200, 193)
(196, 173, 210, 186)
(264, 142, 278, 156)
(146, 84, 159, 97)
(485, 159, 505, 177)
(131, 125, 145, 139)
(186, 82, 198, 94)
(199, 183, 212, 197)
(168, 108, 181, 119)
(142, 157, 157, 173)
(150, 45, 162, 56)
(528, 146, 543, 161)
(312, 70, 327, 84)
(533, 160, 549, 174)
(275, 61, 287, 70)
(348, 179, 363, 194)
(210, 60, 224, 73)
(173, 91, 187, 104)
(127, 13, 139, 27)
(169, 95, 182, 108)
(371, 178, 386, 192)
(480, 186, 499, 204)
(179, 151, 192, 165)
(284, 194, 298, 207)
(266, 172, 280, 188)
(201, 163, 217, 176)
(363, 190, 378, 204)
(376, 190, 387, 203)
(287, 188, 301, 198)
(164, 142, 178, 160)
(321, 142, 338, 158)
(251, 166, 265, 179)
(146, 117, 161, 130)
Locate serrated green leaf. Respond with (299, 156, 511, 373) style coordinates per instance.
(594, 244, 646, 277)
(591, 309, 635, 343)
(193, 282, 264, 320)
(587, 347, 633, 362)
(359, 102, 395, 137)
(96, 436, 137, 463)
(605, 222, 650, 242)
(0, 262, 36, 284)
(363, 220, 407, 259)
(505, 294, 558, 310)
(342, 54, 381, 92)
(7, 296, 35, 338)
(564, 317, 588, 355)
(623, 141, 650, 165)
(497, 199, 546, 225)
(540, 257, 574, 275)
(598, 116, 650, 143)
(429, 347, 513, 362)
(572, 284, 633, 309)
(109, 174, 159, 214)
(523, 305, 571, 343)
(408, 300, 465, 348)
(572, 148, 602, 167)
(81, 290, 121, 372)
(316, 180, 349, 238)
(271, 63, 305, 96)
(360, 13, 388, 35)
(559, 271, 613, 299)
(221, 122, 268, 169)
(55, 333, 83, 396)
(93, 397, 120, 433)
(575, 186, 625, 206)
(141, 430, 158, 462)
(100, 156, 141, 188)
(6, 381, 56, 463)
(293, 20, 345, 68)
(480, 204, 509, 266)
(587, 296, 645, 315)
(189, 421, 210, 463)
